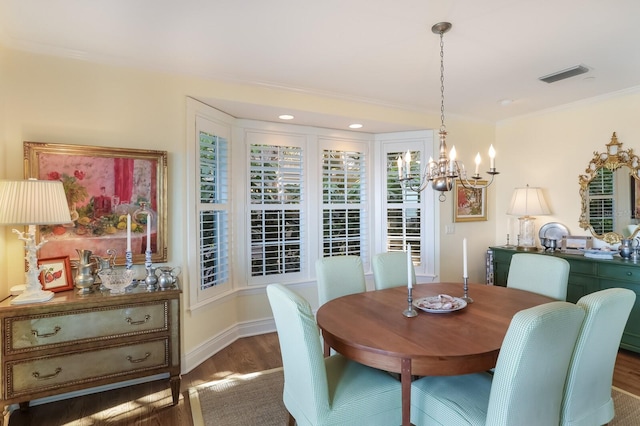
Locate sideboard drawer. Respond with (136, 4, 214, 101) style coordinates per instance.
(6, 301, 168, 354)
(598, 264, 640, 282)
(566, 259, 597, 275)
(5, 338, 169, 399)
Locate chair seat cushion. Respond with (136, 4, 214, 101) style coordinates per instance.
(411, 372, 493, 425)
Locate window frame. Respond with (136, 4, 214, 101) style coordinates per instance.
(186, 98, 233, 308)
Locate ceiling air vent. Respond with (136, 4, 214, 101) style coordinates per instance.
(539, 65, 589, 83)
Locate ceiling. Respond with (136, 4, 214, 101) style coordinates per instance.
(2, 0, 640, 133)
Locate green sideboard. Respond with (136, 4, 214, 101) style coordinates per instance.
(490, 246, 640, 353)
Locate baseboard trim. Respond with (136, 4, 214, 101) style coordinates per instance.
(181, 317, 276, 374)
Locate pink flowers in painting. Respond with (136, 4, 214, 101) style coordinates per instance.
(47, 170, 88, 204)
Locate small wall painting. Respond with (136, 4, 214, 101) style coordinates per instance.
(453, 180, 488, 222)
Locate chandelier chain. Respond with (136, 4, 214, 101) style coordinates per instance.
(396, 22, 498, 200)
(439, 30, 446, 133)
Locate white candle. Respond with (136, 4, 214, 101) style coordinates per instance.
(407, 244, 412, 289)
(397, 156, 403, 179)
(404, 150, 411, 176)
(474, 153, 481, 175)
(489, 145, 496, 169)
(126, 214, 132, 252)
(146, 213, 151, 252)
(463, 238, 468, 278)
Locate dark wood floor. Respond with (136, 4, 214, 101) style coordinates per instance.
(5, 332, 640, 425)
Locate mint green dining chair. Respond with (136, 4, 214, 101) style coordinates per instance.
(316, 255, 366, 305)
(372, 251, 416, 290)
(410, 301, 585, 426)
(560, 287, 636, 426)
(507, 253, 570, 300)
(266, 283, 402, 426)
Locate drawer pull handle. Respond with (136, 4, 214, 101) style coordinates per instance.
(31, 326, 61, 338)
(32, 367, 62, 380)
(126, 315, 151, 325)
(127, 352, 151, 364)
(628, 272, 633, 276)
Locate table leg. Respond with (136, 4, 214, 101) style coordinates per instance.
(401, 358, 412, 426)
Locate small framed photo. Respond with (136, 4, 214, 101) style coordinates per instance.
(38, 256, 74, 292)
(453, 180, 488, 222)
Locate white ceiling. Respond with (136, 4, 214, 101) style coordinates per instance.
(2, 0, 640, 133)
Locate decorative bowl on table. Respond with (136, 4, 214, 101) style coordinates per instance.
(98, 269, 135, 294)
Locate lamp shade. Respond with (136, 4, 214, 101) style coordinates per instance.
(0, 179, 71, 225)
(507, 185, 550, 217)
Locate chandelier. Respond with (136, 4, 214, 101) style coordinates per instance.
(398, 22, 499, 201)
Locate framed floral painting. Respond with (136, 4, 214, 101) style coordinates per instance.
(24, 142, 168, 265)
(453, 180, 488, 222)
(38, 256, 73, 292)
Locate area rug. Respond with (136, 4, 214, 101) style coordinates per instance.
(188, 367, 640, 426)
(189, 367, 288, 426)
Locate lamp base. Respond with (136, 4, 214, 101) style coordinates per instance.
(11, 288, 54, 305)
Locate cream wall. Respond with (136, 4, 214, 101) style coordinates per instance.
(1, 46, 501, 371)
(6, 46, 636, 373)
(494, 89, 640, 248)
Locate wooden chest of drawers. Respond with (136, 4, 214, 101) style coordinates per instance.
(0, 287, 181, 412)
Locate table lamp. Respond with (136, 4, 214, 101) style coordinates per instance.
(0, 179, 72, 305)
(506, 184, 550, 251)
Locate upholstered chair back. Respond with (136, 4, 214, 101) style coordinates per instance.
(485, 301, 585, 425)
(507, 253, 570, 300)
(372, 251, 416, 290)
(561, 288, 636, 426)
(316, 255, 366, 305)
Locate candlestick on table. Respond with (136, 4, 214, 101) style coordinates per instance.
(461, 238, 473, 303)
(403, 244, 417, 317)
(145, 212, 152, 269)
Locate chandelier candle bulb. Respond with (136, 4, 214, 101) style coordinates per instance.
(474, 153, 481, 175)
(489, 145, 496, 170)
(404, 150, 411, 176)
(397, 156, 403, 179)
(407, 244, 413, 289)
(463, 238, 468, 278)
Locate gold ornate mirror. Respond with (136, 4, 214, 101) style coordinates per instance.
(579, 132, 640, 244)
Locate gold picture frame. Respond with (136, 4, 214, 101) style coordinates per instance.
(453, 180, 488, 222)
(24, 142, 168, 265)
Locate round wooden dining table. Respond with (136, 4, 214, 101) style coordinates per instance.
(315, 282, 555, 426)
